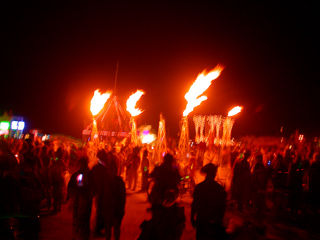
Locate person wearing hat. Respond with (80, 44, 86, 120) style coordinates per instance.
(191, 163, 227, 240)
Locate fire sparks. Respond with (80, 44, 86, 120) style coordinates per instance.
(183, 66, 224, 116)
(90, 89, 112, 116)
(126, 90, 145, 117)
(228, 106, 242, 117)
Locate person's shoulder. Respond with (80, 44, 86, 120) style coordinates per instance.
(115, 175, 125, 183)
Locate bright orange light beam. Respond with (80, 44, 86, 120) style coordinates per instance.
(183, 65, 224, 116)
(90, 89, 112, 116)
(228, 106, 242, 117)
(126, 90, 145, 117)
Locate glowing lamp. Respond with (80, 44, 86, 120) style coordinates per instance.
(0, 121, 10, 130)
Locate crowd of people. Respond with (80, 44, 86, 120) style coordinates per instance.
(1, 133, 320, 239)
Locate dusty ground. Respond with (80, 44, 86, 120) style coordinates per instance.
(38, 173, 320, 240)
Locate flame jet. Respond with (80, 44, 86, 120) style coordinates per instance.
(126, 90, 145, 145)
(228, 106, 242, 117)
(183, 65, 224, 117)
(90, 89, 112, 116)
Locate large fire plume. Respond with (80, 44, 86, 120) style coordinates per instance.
(126, 90, 145, 116)
(90, 89, 112, 116)
(183, 65, 224, 116)
(228, 106, 242, 117)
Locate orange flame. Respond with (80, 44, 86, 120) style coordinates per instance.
(228, 106, 242, 116)
(126, 90, 145, 117)
(90, 89, 112, 116)
(183, 65, 224, 116)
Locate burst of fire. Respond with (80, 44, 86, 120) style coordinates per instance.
(126, 90, 145, 117)
(90, 89, 112, 116)
(228, 106, 242, 117)
(183, 66, 224, 116)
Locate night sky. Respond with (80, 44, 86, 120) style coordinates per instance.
(1, 2, 318, 140)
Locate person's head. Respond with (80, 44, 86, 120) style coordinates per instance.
(97, 149, 108, 165)
(56, 147, 63, 159)
(201, 163, 218, 178)
(277, 153, 283, 161)
(77, 156, 89, 170)
(295, 155, 302, 164)
(163, 153, 174, 165)
(244, 150, 251, 159)
(255, 154, 263, 164)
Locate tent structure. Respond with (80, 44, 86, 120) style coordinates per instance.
(82, 95, 130, 141)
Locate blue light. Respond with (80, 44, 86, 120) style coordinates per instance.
(11, 121, 18, 130)
(18, 121, 25, 130)
(11, 121, 25, 130)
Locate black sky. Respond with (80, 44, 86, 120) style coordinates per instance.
(1, 1, 319, 139)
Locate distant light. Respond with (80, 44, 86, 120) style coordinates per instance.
(0, 122, 10, 130)
(298, 134, 304, 142)
(11, 121, 25, 130)
(0, 130, 9, 135)
(11, 121, 18, 130)
(42, 135, 47, 141)
(18, 121, 25, 130)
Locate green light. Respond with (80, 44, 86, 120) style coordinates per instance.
(0, 121, 10, 130)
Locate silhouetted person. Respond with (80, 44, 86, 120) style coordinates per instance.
(191, 163, 227, 240)
(91, 149, 109, 236)
(40, 145, 52, 210)
(104, 159, 126, 240)
(252, 154, 268, 219)
(50, 147, 66, 213)
(288, 155, 304, 214)
(148, 153, 181, 205)
(283, 149, 293, 171)
(309, 154, 320, 213)
(231, 150, 252, 211)
(140, 149, 149, 192)
(67, 157, 93, 240)
(0, 152, 22, 239)
(138, 189, 186, 240)
(127, 147, 140, 191)
(273, 153, 287, 190)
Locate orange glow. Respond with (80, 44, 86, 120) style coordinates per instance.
(183, 65, 224, 116)
(126, 90, 145, 116)
(228, 106, 242, 117)
(90, 89, 112, 116)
